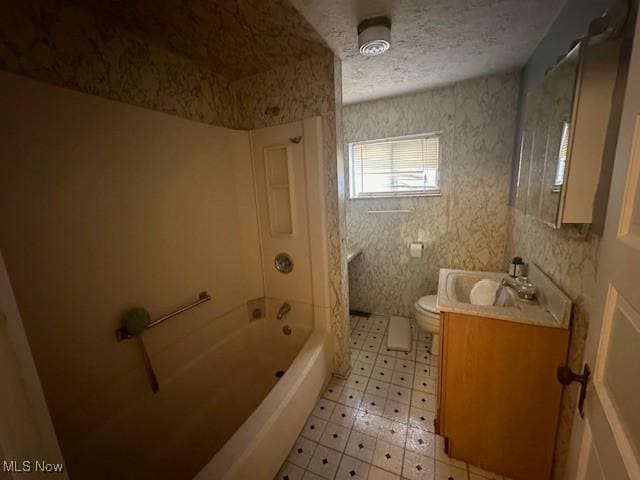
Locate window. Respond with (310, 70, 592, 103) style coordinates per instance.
(554, 121, 570, 189)
(349, 133, 441, 198)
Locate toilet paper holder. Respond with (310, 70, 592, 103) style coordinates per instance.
(407, 241, 424, 258)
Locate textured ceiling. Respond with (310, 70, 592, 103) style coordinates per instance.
(290, 0, 567, 104)
(71, 0, 330, 80)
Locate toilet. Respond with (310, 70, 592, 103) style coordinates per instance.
(413, 294, 440, 356)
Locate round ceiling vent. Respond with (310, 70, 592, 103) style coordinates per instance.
(358, 16, 391, 57)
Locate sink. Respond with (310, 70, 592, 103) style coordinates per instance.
(437, 267, 573, 329)
(445, 271, 517, 307)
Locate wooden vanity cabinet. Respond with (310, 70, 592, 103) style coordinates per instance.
(437, 311, 569, 480)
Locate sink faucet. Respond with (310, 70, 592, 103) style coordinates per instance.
(501, 277, 537, 301)
(276, 302, 291, 320)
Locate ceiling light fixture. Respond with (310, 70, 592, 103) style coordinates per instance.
(358, 16, 391, 57)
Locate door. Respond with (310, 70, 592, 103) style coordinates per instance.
(0, 251, 67, 479)
(571, 13, 640, 480)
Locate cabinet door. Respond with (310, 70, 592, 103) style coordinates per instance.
(440, 312, 568, 480)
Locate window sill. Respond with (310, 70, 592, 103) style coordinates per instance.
(349, 191, 442, 200)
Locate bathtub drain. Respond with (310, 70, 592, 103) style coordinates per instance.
(275, 370, 285, 378)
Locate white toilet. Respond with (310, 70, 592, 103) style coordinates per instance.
(413, 294, 440, 356)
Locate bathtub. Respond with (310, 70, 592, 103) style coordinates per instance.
(63, 305, 331, 480)
(195, 327, 331, 479)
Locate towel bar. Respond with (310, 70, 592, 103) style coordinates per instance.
(115, 291, 211, 341)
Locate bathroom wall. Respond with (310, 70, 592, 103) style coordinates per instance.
(0, 0, 237, 127)
(345, 72, 520, 317)
(504, 2, 630, 479)
(509, 0, 610, 204)
(0, 0, 350, 374)
(0, 71, 264, 476)
(234, 53, 351, 374)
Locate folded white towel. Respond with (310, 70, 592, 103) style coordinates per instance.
(469, 279, 500, 306)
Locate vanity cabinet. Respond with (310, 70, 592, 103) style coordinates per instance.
(437, 311, 569, 480)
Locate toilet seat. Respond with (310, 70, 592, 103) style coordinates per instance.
(415, 295, 439, 317)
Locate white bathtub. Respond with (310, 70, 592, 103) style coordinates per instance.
(195, 328, 331, 479)
(62, 306, 331, 480)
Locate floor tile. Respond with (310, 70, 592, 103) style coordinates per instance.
(275, 461, 305, 480)
(339, 388, 364, 408)
(371, 439, 404, 475)
(287, 436, 319, 468)
(353, 361, 374, 377)
(393, 359, 416, 374)
(411, 391, 436, 411)
(367, 465, 400, 480)
(363, 341, 383, 353)
(406, 427, 435, 457)
(319, 421, 350, 452)
(301, 415, 327, 442)
(409, 407, 435, 432)
(390, 369, 414, 388)
(415, 362, 431, 377)
(377, 419, 407, 447)
(323, 382, 344, 402)
(357, 351, 377, 365)
(396, 347, 417, 360)
(435, 460, 468, 480)
(365, 332, 384, 344)
(346, 373, 369, 392)
(371, 366, 393, 382)
(335, 454, 371, 480)
(344, 430, 377, 463)
(302, 471, 324, 480)
(351, 338, 365, 350)
(352, 331, 367, 342)
(361, 393, 386, 416)
(307, 445, 342, 479)
(413, 376, 436, 394)
(330, 404, 358, 428)
(312, 398, 337, 420)
(382, 399, 410, 424)
(416, 351, 431, 365)
(366, 378, 390, 397)
(387, 384, 412, 405)
(375, 354, 397, 370)
(353, 410, 383, 438)
(402, 450, 436, 480)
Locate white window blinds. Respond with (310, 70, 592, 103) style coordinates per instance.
(350, 134, 440, 197)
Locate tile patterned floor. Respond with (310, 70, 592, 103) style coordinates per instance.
(275, 315, 510, 480)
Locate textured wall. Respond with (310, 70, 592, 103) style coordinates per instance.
(509, 0, 609, 204)
(0, 0, 237, 127)
(236, 53, 351, 375)
(345, 72, 520, 317)
(0, 0, 350, 374)
(504, 209, 600, 480)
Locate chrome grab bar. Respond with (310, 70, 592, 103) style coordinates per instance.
(115, 291, 211, 341)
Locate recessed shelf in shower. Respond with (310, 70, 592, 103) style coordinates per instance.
(264, 145, 295, 236)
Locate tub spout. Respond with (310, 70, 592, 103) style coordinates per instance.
(276, 302, 291, 320)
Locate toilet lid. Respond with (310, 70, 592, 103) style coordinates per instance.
(417, 295, 439, 314)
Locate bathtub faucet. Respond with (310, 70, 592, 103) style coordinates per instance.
(276, 302, 291, 320)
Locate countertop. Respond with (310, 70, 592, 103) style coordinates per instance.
(436, 268, 570, 330)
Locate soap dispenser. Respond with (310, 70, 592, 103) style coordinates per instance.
(509, 257, 525, 277)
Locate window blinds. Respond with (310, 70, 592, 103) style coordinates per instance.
(351, 135, 440, 196)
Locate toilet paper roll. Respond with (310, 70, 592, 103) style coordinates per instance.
(409, 242, 423, 258)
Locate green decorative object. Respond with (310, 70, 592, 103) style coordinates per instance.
(122, 307, 151, 336)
